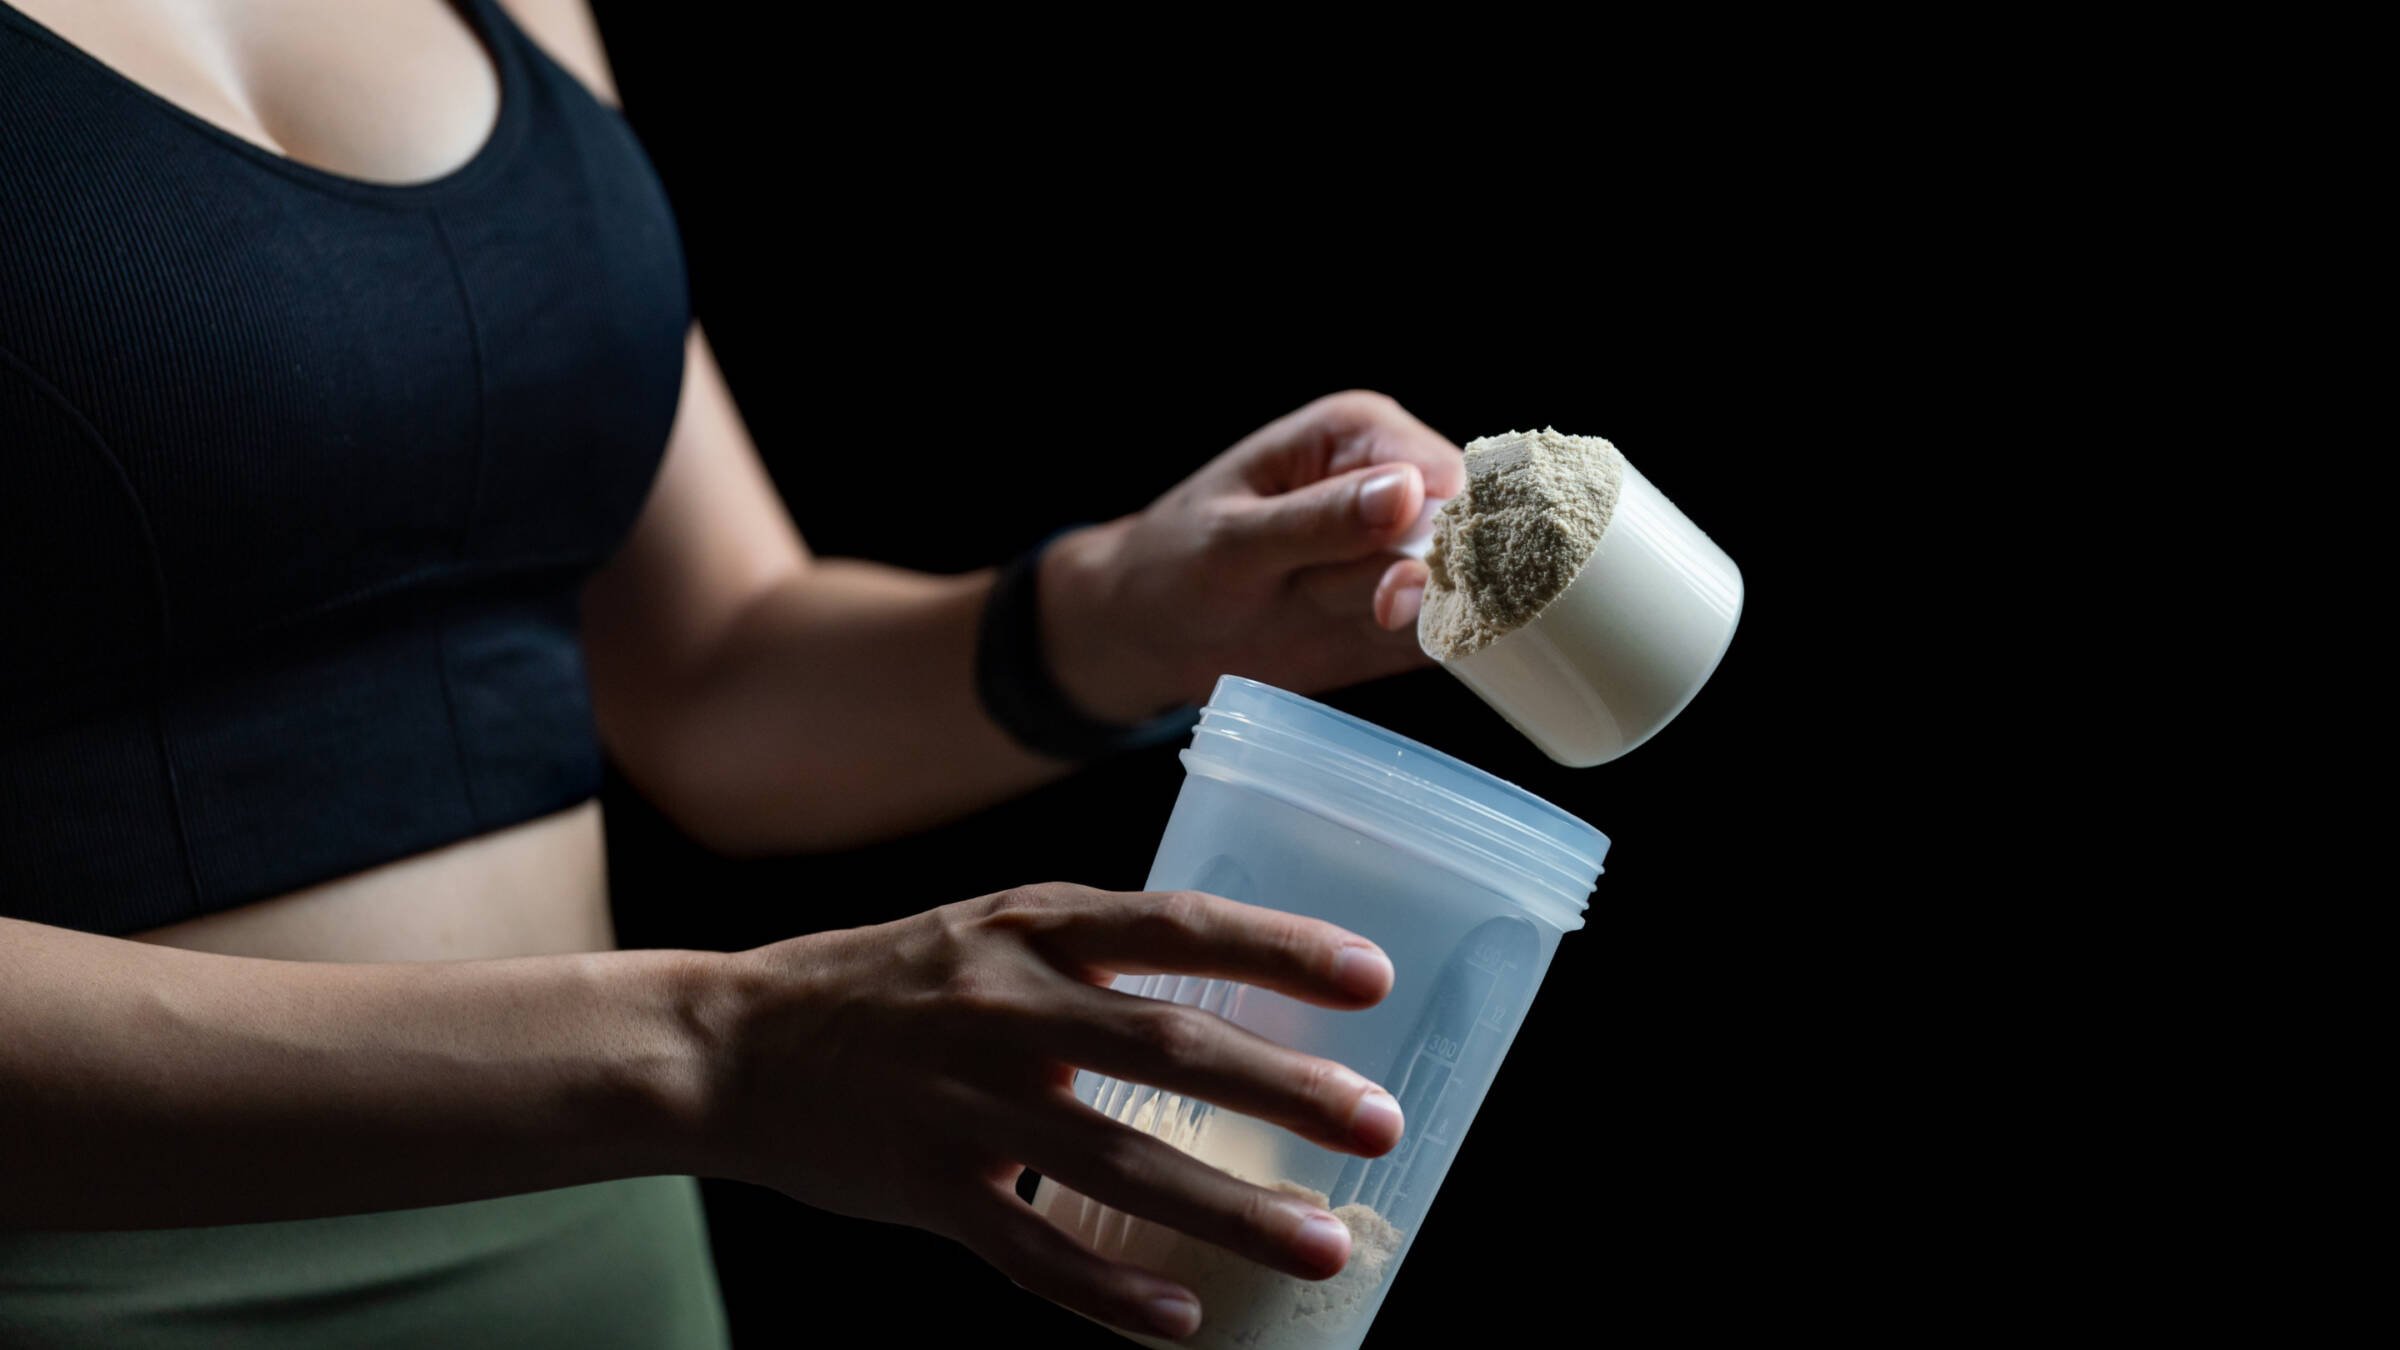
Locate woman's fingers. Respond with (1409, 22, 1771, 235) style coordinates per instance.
(1291, 554, 1429, 633)
(1205, 461, 1427, 576)
(999, 1095, 1357, 1282)
(968, 888, 1403, 1154)
(957, 1186, 1203, 1341)
(1038, 983, 1404, 1158)
(1226, 390, 1467, 500)
(1005, 886, 1394, 1009)
(1373, 558, 1429, 633)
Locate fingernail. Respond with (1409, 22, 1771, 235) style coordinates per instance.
(1357, 469, 1413, 527)
(1390, 584, 1426, 630)
(1294, 1212, 1351, 1274)
(1350, 1089, 1405, 1150)
(1332, 944, 1394, 997)
(1143, 1292, 1200, 1338)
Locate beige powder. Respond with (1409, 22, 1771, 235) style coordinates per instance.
(1418, 428, 1625, 660)
(1122, 1181, 1404, 1350)
(1057, 1098, 1407, 1349)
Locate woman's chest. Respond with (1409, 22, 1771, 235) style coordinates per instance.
(0, 16, 688, 689)
(0, 0, 505, 188)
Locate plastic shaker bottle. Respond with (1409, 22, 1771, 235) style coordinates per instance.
(1032, 676, 1607, 1350)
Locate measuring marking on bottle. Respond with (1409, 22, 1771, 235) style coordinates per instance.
(1330, 915, 1542, 1225)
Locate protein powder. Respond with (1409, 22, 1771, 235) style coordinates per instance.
(1418, 427, 1625, 660)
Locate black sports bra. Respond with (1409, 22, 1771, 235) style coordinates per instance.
(0, 0, 690, 935)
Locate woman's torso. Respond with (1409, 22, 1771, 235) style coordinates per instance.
(0, 0, 684, 960)
(0, 4, 724, 1344)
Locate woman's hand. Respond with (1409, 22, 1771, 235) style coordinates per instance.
(694, 882, 1404, 1341)
(1039, 390, 1466, 723)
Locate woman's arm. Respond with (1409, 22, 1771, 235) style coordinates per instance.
(578, 331, 1079, 855)
(0, 914, 710, 1229)
(581, 331, 1465, 856)
(3, 888, 1402, 1342)
(535, 2, 1465, 855)
(500, 3, 1066, 853)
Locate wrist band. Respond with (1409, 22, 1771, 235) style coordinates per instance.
(975, 527, 1201, 762)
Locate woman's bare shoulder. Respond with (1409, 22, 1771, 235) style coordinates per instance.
(493, 0, 621, 107)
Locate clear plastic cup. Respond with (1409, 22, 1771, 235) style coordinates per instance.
(1031, 676, 1607, 1350)
(1429, 460, 1743, 767)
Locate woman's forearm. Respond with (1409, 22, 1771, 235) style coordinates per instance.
(606, 556, 1102, 857)
(0, 915, 719, 1230)
(579, 353, 1456, 861)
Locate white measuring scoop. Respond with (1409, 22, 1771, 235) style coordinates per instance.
(1413, 462, 1743, 767)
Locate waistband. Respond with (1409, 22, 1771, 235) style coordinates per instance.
(0, 1175, 728, 1349)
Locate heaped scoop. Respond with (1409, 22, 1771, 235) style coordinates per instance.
(1413, 434, 1742, 767)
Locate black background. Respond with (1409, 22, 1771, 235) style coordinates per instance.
(585, 12, 1863, 1343)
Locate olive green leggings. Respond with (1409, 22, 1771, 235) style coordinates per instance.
(0, 1176, 729, 1349)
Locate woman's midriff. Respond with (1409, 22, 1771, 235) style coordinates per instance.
(123, 799, 616, 963)
(36, 807, 739, 1348)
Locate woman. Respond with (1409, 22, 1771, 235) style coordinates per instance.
(0, 0, 1471, 1344)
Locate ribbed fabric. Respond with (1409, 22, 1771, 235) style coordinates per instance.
(0, 0, 691, 934)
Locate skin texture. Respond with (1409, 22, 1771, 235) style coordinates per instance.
(0, 3, 1461, 1341)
